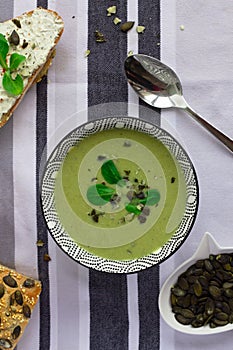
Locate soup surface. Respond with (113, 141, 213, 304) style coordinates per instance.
(54, 128, 186, 260)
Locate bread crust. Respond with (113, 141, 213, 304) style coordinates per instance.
(0, 263, 41, 349)
(0, 7, 64, 128)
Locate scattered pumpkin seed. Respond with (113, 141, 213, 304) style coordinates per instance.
(113, 17, 121, 25)
(180, 24, 185, 31)
(15, 290, 23, 305)
(127, 50, 133, 57)
(136, 25, 145, 33)
(44, 254, 51, 262)
(120, 21, 135, 33)
(107, 5, 117, 16)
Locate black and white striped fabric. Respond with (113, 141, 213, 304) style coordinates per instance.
(0, 0, 233, 349)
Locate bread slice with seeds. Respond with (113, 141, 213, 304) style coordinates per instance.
(0, 263, 41, 349)
(0, 7, 64, 128)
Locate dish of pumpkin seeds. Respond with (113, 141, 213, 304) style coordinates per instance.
(159, 232, 233, 334)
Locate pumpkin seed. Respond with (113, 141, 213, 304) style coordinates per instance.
(199, 275, 208, 288)
(196, 313, 204, 323)
(171, 252, 233, 329)
(195, 260, 204, 268)
(171, 286, 186, 297)
(224, 288, 233, 298)
(216, 254, 231, 265)
(3, 275, 17, 288)
(204, 259, 213, 272)
(223, 282, 233, 289)
(216, 312, 228, 321)
(175, 314, 192, 325)
(172, 306, 183, 314)
(182, 294, 191, 308)
(228, 299, 233, 311)
(228, 313, 233, 323)
(193, 280, 202, 297)
(177, 277, 189, 291)
(179, 308, 194, 319)
(205, 298, 215, 316)
(220, 302, 231, 315)
(120, 21, 135, 33)
(209, 285, 221, 299)
(212, 318, 228, 327)
(23, 304, 31, 318)
(191, 319, 203, 328)
(12, 325, 21, 339)
(170, 293, 177, 306)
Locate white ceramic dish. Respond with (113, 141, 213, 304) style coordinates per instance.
(159, 232, 233, 334)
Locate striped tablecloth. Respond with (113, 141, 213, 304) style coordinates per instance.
(0, 0, 232, 349)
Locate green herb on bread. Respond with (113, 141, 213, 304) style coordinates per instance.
(0, 33, 26, 96)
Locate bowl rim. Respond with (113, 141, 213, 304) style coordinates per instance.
(40, 115, 199, 274)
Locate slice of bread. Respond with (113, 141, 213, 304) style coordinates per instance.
(0, 263, 41, 349)
(0, 7, 64, 128)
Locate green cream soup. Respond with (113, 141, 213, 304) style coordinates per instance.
(54, 128, 186, 260)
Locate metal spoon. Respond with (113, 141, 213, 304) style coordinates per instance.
(124, 54, 233, 152)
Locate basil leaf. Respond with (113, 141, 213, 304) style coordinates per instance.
(101, 160, 122, 184)
(139, 189, 160, 206)
(0, 34, 9, 70)
(10, 53, 26, 72)
(2, 71, 24, 96)
(86, 184, 115, 206)
(125, 203, 141, 215)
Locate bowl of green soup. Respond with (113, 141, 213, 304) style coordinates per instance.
(41, 116, 198, 273)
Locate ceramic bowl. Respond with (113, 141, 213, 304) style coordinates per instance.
(41, 116, 198, 273)
(159, 232, 233, 334)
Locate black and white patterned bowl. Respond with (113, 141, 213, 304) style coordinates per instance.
(41, 117, 199, 273)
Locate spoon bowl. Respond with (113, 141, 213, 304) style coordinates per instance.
(125, 54, 233, 152)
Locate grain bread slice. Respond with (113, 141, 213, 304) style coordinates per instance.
(0, 263, 41, 349)
(0, 7, 64, 128)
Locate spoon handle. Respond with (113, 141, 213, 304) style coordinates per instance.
(185, 106, 233, 153)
